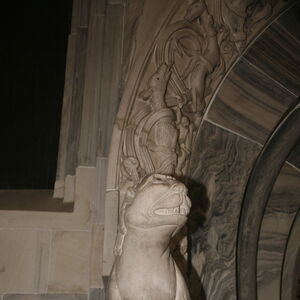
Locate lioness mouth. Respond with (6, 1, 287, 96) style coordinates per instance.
(155, 205, 189, 216)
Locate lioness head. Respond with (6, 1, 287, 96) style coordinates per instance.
(125, 174, 191, 233)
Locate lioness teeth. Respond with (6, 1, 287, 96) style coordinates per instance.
(180, 207, 187, 215)
(155, 205, 188, 216)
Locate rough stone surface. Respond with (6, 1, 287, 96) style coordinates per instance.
(281, 210, 300, 300)
(97, 3, 124, 158)
(207, 58, 297, 145)
(245, 21, 300, 96)
(188, 121, 260, 300)
(257, 164, 300, 300)
(277, 2, 300, 41)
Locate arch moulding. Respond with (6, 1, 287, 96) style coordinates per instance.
(102, 0, 297, 276)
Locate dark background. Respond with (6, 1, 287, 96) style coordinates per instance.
(0, 0, 73, 188)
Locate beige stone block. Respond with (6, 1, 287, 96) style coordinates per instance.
(63, 175, 76, 203)
(90, 224, 104, 288)
(0, 230, 50, 293)
(97, 3, 124, 158)
(54, 30, 79, 188)
(96, 157, 108, 224)
(53, 179, 65, 198)
(74, 166, 96, 223)
(106, 124, 122, 190)
(78, 12, 105, 167)
(48, 231, 91, 293)
(0, 166, 95, 231)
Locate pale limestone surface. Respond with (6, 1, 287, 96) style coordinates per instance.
(90, 224, 104, 288)
(0, 166, 95, 230)
(103, 190, 119, 276)
(108, 174, 191, 300)
(48, 231, 91, 293)
(0, 165, 104, 294)
(54, 0, 91, 198)
(0, 230, 50, 293)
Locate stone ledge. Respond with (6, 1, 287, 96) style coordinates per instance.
(0, 190, 73, 212)
(3, 294, 87, 300)
(0, 167, 95, 230)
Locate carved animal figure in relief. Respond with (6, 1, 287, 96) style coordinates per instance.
(108, 174, 192, 300)
(183, 0, 220, 113)
(208, 0, 273, 52)
(140, 63, 172, 111)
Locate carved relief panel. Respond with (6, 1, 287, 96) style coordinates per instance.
(119, 0, 280, 189)
(104, 0, 294, 277)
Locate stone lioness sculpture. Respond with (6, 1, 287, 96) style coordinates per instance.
(107, 174, 191, 300)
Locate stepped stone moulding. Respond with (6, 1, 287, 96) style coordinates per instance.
(107, 174, 191, 300)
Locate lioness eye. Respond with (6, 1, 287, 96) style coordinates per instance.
(153, 178, 162, 183)
(153, 175, 169, 184)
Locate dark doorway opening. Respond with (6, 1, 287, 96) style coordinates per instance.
(0, 0, 73, 189)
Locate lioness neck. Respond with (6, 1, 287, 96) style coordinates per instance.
(122, 225, 175, 256)
(115, 226, 177, 299)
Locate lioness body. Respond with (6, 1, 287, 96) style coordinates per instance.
(107, 175, 191, 300)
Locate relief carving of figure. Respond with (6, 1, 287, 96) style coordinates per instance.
(207, 0, 273, 53)
(183, 0, 220, 113)
(175, 105, 195, 177)
(121, 0, 274, 184)
(140, 63, 171, 112)
(138, 64, 179, 175)
(108, 174, 191, 300)
(120, 156, 141, 189)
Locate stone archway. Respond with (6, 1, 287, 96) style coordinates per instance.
(186, 3, 300, 298)
(237, 102, 300, 300)
(103, 0, 300, 298)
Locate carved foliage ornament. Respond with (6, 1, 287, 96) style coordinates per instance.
(120, 0, 277, 189)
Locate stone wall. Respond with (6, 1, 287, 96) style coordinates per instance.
(1, 1, 299, 299)
(101, 2, 300, 299)
(188, 4, 300, 299)
(0, 166, 104, 299)
(0, 0, 127, 298)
